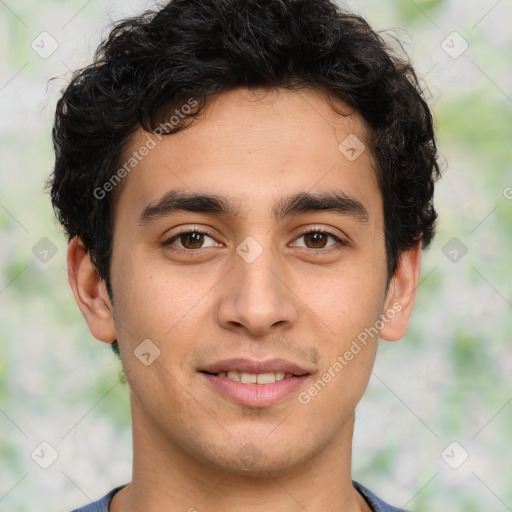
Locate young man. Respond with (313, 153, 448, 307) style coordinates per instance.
(50, 0, 440, 510)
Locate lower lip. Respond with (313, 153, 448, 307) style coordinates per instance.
(200, 372, 310, 408)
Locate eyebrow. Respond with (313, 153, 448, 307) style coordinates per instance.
(138, 188, 369, 225)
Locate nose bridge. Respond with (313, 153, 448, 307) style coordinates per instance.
(238, 241, 280, 297)
(216, 236, 298, 335)
(235, 236, 285, 308)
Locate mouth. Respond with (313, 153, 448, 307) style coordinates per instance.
(198, 358, 312, 407)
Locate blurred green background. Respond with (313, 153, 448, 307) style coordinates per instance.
(1, 0, 511, 510)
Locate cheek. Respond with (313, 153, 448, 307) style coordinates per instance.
(111, 256, 213, 346)
(112, 261, 209, 416)
(297, 272, 384, 422)
(303, 264, 388, 340)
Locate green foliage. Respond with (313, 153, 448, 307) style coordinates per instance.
(395, 0, 444, 24)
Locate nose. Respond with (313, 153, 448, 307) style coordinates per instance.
(216, 244, 298, 337)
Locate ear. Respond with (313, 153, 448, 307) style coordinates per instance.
(380, 241, 422, 342)
(67, 237, 117, 343)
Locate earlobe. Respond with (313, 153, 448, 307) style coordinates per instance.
(380, 241, 422, 342)
(67, 237, 117, 343)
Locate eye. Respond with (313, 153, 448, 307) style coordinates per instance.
(291, 229, 346, 250)
(162, 227, 347, 254)
(163, 228, 220, 251)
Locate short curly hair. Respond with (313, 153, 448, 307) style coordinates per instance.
(50, 0, 440, 293)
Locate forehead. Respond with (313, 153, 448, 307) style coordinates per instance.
(113, 87, 381, 225)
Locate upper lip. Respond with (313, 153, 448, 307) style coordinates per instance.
(200, 358, 311, 376)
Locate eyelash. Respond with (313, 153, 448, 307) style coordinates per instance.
(162, 226, 347, 254)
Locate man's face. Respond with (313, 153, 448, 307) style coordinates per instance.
(109, 87, 392, 474)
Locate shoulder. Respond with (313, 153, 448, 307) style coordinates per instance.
(69, 485, 127, 512)
(353, 481, 411, 512)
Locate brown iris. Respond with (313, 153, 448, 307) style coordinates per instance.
(303, 232, 329, 249)
(179, 232, 205, 249)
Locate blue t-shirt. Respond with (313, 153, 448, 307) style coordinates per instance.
(70, 481, 410, 511)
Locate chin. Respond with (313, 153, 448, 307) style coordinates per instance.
(195, 438, 318, 477)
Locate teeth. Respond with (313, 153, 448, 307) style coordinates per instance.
(241, 372, 257, 384)
(217, 371, 292, 384)
(227, 371, 240, 382)
(256, 372, 276, 384)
